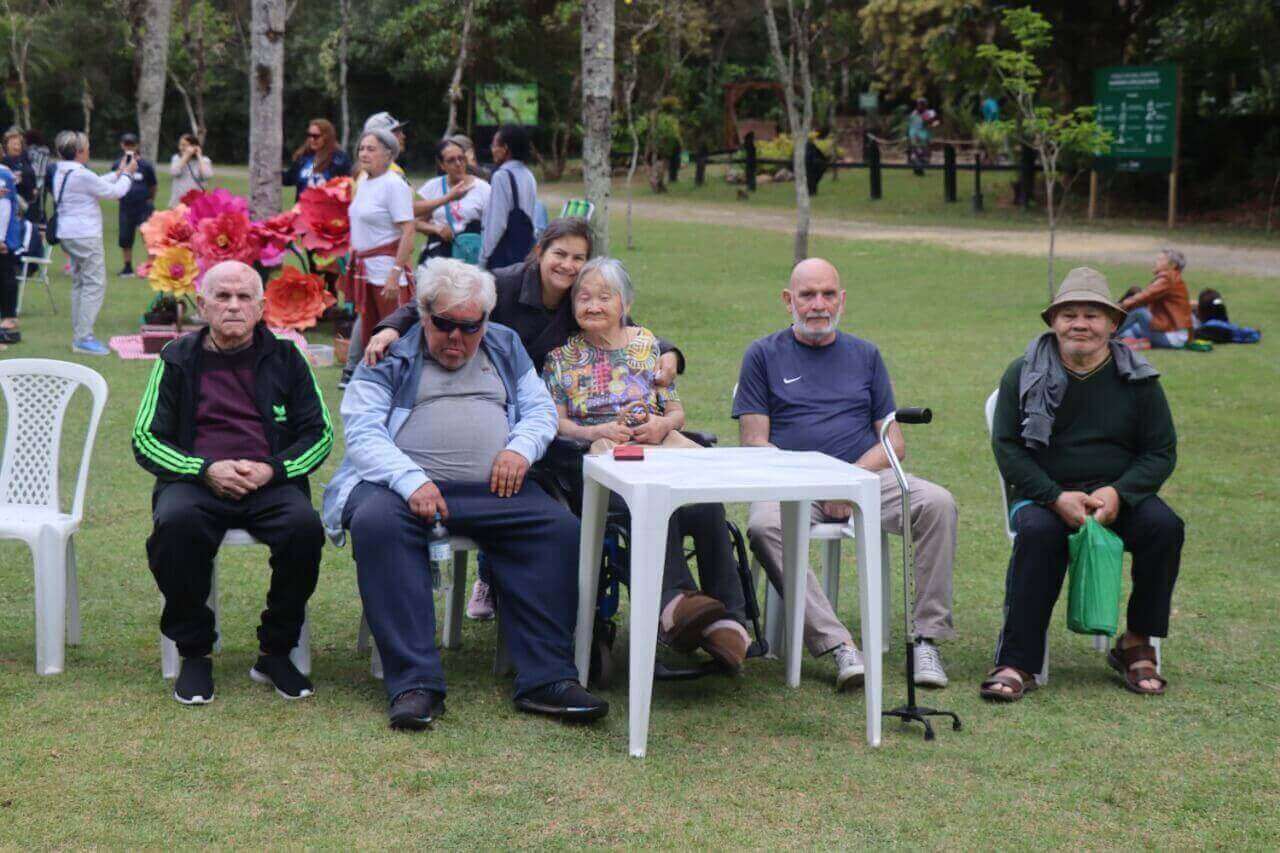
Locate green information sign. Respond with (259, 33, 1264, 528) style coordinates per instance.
(1094, 64, 1179, 174)
(476, 84, 538, 126)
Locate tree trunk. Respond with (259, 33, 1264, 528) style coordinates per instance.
(338, 0, 350, 148)
(136, 0, 174, 162)
(81, 77, 93, 135)
(762, 0, 812, 264)
(170, 72, 200, 136)
(580, 0, 614, 256)
(249, 0, 286, 220)
(1044, 164, 1057, 299)
(444, 0, 475, 137)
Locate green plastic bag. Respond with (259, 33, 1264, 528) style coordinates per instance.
(1066, 517, 1124, 636)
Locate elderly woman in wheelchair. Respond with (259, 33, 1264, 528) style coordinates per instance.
(541, 257, 752, 672)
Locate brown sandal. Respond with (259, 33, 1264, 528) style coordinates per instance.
(1107, 643, 1167, 695)
(979, 667, 1035, 702)
(659, 593, 726, 653)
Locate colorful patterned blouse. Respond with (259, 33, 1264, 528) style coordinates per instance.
(542, 327, 679, 426)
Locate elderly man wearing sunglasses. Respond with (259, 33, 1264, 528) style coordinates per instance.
(323, 257, 608, 731)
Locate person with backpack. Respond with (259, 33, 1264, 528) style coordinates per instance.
(49, 130, 135, 356)
(479, 123, 537, 270)
(415, 137, 489, 264)
(1116, 248, 1193, 348)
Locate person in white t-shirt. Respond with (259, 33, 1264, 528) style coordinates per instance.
(348, 127, 416, 348)
(416, 138, 490, 261)
(168, 134, 214, 206)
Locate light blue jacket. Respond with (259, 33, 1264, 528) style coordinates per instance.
(321, 321, 557, 543)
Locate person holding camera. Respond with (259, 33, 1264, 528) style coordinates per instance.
(50, 130, 135, 355)
(111, 132, 157, 277)
(168, 133, 214, 207)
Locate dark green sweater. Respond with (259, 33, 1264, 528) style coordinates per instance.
(991, 355, 1177, 509)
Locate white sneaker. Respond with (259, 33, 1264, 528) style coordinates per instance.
(834, 644, 865, 692)
(465, 578, 495, 621)
(913, 639, 949, 688)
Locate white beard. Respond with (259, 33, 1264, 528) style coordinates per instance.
(791, 303, 842, 343)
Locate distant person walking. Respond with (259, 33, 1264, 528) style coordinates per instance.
(283, 119, 352, 202)
(50, 130, 135, 355)
(168, 133, 214, 206)
(111, 132, 157, 277)
(479, 123, 537, 270)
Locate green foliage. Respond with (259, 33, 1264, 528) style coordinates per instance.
(754, 132, 837, 169)
(860, 0, 996, 108)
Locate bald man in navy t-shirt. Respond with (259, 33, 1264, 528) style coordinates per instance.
(733, 258, 958, 691)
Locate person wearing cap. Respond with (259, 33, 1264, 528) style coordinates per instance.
(111, 132, 157, 277)
(985, 267, 1182, 702)
(361, 112, 408, 178)
(1115, 248, 1194, 348)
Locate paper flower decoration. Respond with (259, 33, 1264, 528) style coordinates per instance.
(251, 208, 299, 266)
(140, 205, 196, 255)
(262, 266, 336, 331)
(295, 182, 351, 258)
(192, 212, 262, 267)
(148, 246, 199, 297)
(182, 187, 250, 227)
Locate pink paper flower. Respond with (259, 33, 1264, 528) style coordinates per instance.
(251, 209, 299, 267)
(192, 212, 262, 267)
(183, 188, 250, 227)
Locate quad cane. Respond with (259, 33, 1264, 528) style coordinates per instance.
(879, 407, 962, 741)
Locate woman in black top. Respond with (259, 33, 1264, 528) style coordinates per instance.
(364, 217, 684, 377)
(2, 128, 37, 207)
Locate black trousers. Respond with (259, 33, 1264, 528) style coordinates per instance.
(0, 250, 17, 320)
(147, 481, 323, 658)
(995, 496, 1184, 675)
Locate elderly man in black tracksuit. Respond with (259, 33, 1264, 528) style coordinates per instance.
(132, 261, 332, 706)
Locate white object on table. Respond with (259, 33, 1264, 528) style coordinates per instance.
(574, 446, 883, 757)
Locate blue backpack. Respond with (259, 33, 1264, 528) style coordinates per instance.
(1197, 319, 1261, 344)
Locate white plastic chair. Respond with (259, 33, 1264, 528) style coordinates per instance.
(356, 536, 510, 679)
(15, 242, 57, 316)
(159, 529, 313, 678)
(0, 359, 108, 675)
(730, 383, 893, 657)
(984, 389, 1159, 686)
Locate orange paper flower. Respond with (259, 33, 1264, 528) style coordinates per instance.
(148, 246, 199, 297)
(263, 267, 336, 331)
(140, 205, 195, 254)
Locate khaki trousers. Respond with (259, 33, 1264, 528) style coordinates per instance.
(747, 467, 957, 656)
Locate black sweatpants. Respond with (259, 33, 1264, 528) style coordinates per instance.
(0, 250, 17, 320)
(995, 496, 1184, 675)
(147, 481, 323, 659)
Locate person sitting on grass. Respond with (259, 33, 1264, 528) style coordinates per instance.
(321, 258, 609, 731)
(132, 260, 332, 706)
(542, 257, 752, 672)
(1116, 248, 1193, 348)
(985, 267, 1182, 702)
(734, 258, 959, 693)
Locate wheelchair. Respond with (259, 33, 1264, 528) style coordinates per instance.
(533, 429, 769, 688)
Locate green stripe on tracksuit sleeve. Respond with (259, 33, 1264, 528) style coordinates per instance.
(282, 342, 334, 477)
(133, 359, 205, 475)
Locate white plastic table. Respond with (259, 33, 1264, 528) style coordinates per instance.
(573, 446, 883, 757)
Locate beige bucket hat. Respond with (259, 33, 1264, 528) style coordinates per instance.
(1041, 266, 1127, 325)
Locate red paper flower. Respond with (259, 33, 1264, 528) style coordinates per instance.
(192, 212, 262, 267)
(183, 188, 250, 227)
(252, 209, 299, 267)
(140, 206, 196, 254)
(263, 266, 336, 331)
(296, 182, 351, 259)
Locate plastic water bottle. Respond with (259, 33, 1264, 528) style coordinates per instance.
(428, 512, 451, 590)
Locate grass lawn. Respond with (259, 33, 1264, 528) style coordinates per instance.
(556, 163, 1280, 249)
(1, 169, 1278, 847)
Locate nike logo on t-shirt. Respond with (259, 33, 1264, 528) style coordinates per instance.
(783, 375, 802, 384)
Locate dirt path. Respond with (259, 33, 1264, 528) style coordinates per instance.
(541, 189, 1280, 279)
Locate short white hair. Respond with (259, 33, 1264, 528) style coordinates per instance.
(573, 257, 635, 310)
(202, 260, 263, 299)
(416, 257, 496, 315)
(359, 128, 400, 162)
(1160, 247, 1186, 271)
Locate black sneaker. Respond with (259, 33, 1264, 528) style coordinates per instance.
(0, 328, 20, 344)
(174, 656, 215, 705)
(249, 654, 315, 700)
(119, 264, 133, 277)
(389, 688, 446, 731)
(514, 679, 609, 722)
(337, 368, 352, 390)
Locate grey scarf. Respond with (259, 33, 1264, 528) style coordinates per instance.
(1018, 331, 1159, 449)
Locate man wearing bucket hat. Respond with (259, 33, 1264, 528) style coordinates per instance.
(984, 267, 1183, 701)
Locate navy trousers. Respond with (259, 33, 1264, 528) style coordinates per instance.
(344, 480, 581, 702)
(996, 496, 1184, 675)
